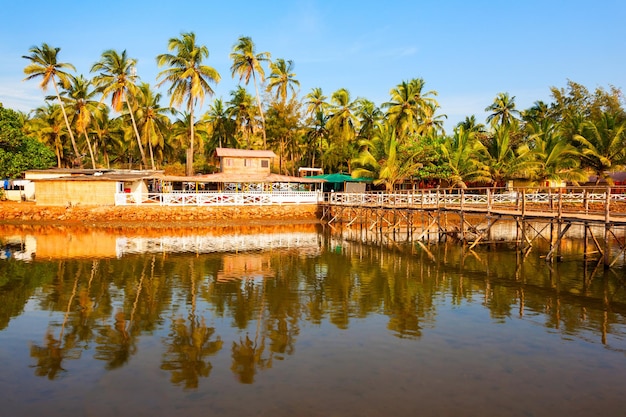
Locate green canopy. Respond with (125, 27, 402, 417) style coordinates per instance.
(309, 173, 371, 183)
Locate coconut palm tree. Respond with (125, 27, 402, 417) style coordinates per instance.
(327, 88, 359, 144)
(356, 98, 382, 142)
(481, 122, 535, 187)
(91, 49, 148, 169)
(61, 75, 102, 168)
(266, 58, 300, 105)
(27, 103, 66, 167)
(351, 122, 423, 191)
(527, 120, 587, 185)
(304, 110, 329, 169)
(227, 86, 256, 148)
(485, 92, 520, 127)
(383, 78, 438, 139)
(455, 115, 487, 133)
(440, 127, 489, 188)
(230, 36, 271, 148)
(91, 108, 124, 169)
(157, 32, 221, 175)
(135, 82, 173, 170)
(170, 112, 209, 171)
(573, 112, 626, 184)
(22, 43, 81, 164)
(304, 87, 328, 119)
(204, 98, 236, 149)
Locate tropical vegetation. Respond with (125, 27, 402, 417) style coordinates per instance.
(3, 38, 624, 188)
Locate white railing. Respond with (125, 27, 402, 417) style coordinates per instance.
(115, 191, 322, 206)
(325, 188, 626, 217)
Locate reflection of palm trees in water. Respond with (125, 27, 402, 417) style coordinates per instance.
(230, 278, 276, 384)
(161, 259, 223, 389)
(93, 258, 149, 369)
(30, 261, 93, 379)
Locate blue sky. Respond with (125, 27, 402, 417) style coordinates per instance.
(1, 0, 625, 132)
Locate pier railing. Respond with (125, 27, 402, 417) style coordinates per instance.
(325, 186, 626, 220)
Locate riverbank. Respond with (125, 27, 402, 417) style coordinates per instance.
(0, 201, 321, 229)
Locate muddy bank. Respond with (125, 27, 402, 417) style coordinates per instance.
(0, 201, 321, 229)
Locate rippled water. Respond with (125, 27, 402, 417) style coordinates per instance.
(0, 224, 625, 417)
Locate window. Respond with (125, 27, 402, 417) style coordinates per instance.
(261, 160, 269, 168)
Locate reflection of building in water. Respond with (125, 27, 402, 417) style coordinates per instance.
(0, 224, 322, 260)
(116, 232, 321, 258)
(36, 231, 118, 259)
(218, 253, 272, 282)
(0, 235, 36, 261)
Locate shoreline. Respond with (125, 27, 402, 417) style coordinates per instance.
(0, 201, 322, 230)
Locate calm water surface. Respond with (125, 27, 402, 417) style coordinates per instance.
(0, 224, 625, 417)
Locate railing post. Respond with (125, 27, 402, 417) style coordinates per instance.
(605, 186, 611, 223)
(522, 189, 526, 217)
(486, 188, 491, 214)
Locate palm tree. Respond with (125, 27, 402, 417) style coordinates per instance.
(230, 36, 271, 148)
(573, 112, 626, 184)
(135, 83, 173, 170)
(304, 87, 328, 119)
(91, 108, 124, 168)
(527, 120, 587, 185)
(91, 49, 148, 169)
(266, 58, 300, 105)
(327, 88, 359, 143)
(351, 122, 423, 191)
(204, 98, 236, 149)
(22, 43, 81, 164)
(170, 112, 209, 171)
(356, 98, 382, 141)
(455, 115, 487, 133)
(440, 127, 489, 188)
(304, 110, 328, 169)
(485, 92, 520, 127)
(417, 101, 447, 136)
(157, 32, 221, 176)
(481, 122, 535, 186)
(27, 104, 66, 167)
(227, 86, 256, 148)
(61, 75, 102, 168)
(382, 78, 438, 139)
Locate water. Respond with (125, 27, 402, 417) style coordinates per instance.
(1, 224, 625, 417)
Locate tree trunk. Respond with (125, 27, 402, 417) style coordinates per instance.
(125, 93, 148, 169)
(252, 71, 267, 148)
(187, 106, 195, 176)
(53, 81, 81, 167)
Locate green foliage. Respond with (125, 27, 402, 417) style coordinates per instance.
(0, 105, 24, 150)
(0, 106, 55, 178)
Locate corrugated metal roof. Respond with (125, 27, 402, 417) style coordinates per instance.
(162, 172, 323, 183)
(215, 148, 277, 158)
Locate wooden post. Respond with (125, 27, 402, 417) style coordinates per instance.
(460, 189, 465, 242)
(604, 186, 611, 268)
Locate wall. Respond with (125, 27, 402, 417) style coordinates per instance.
(35, 180, 118, 206)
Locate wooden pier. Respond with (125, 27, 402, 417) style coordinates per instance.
(320, 187, 626, 268)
